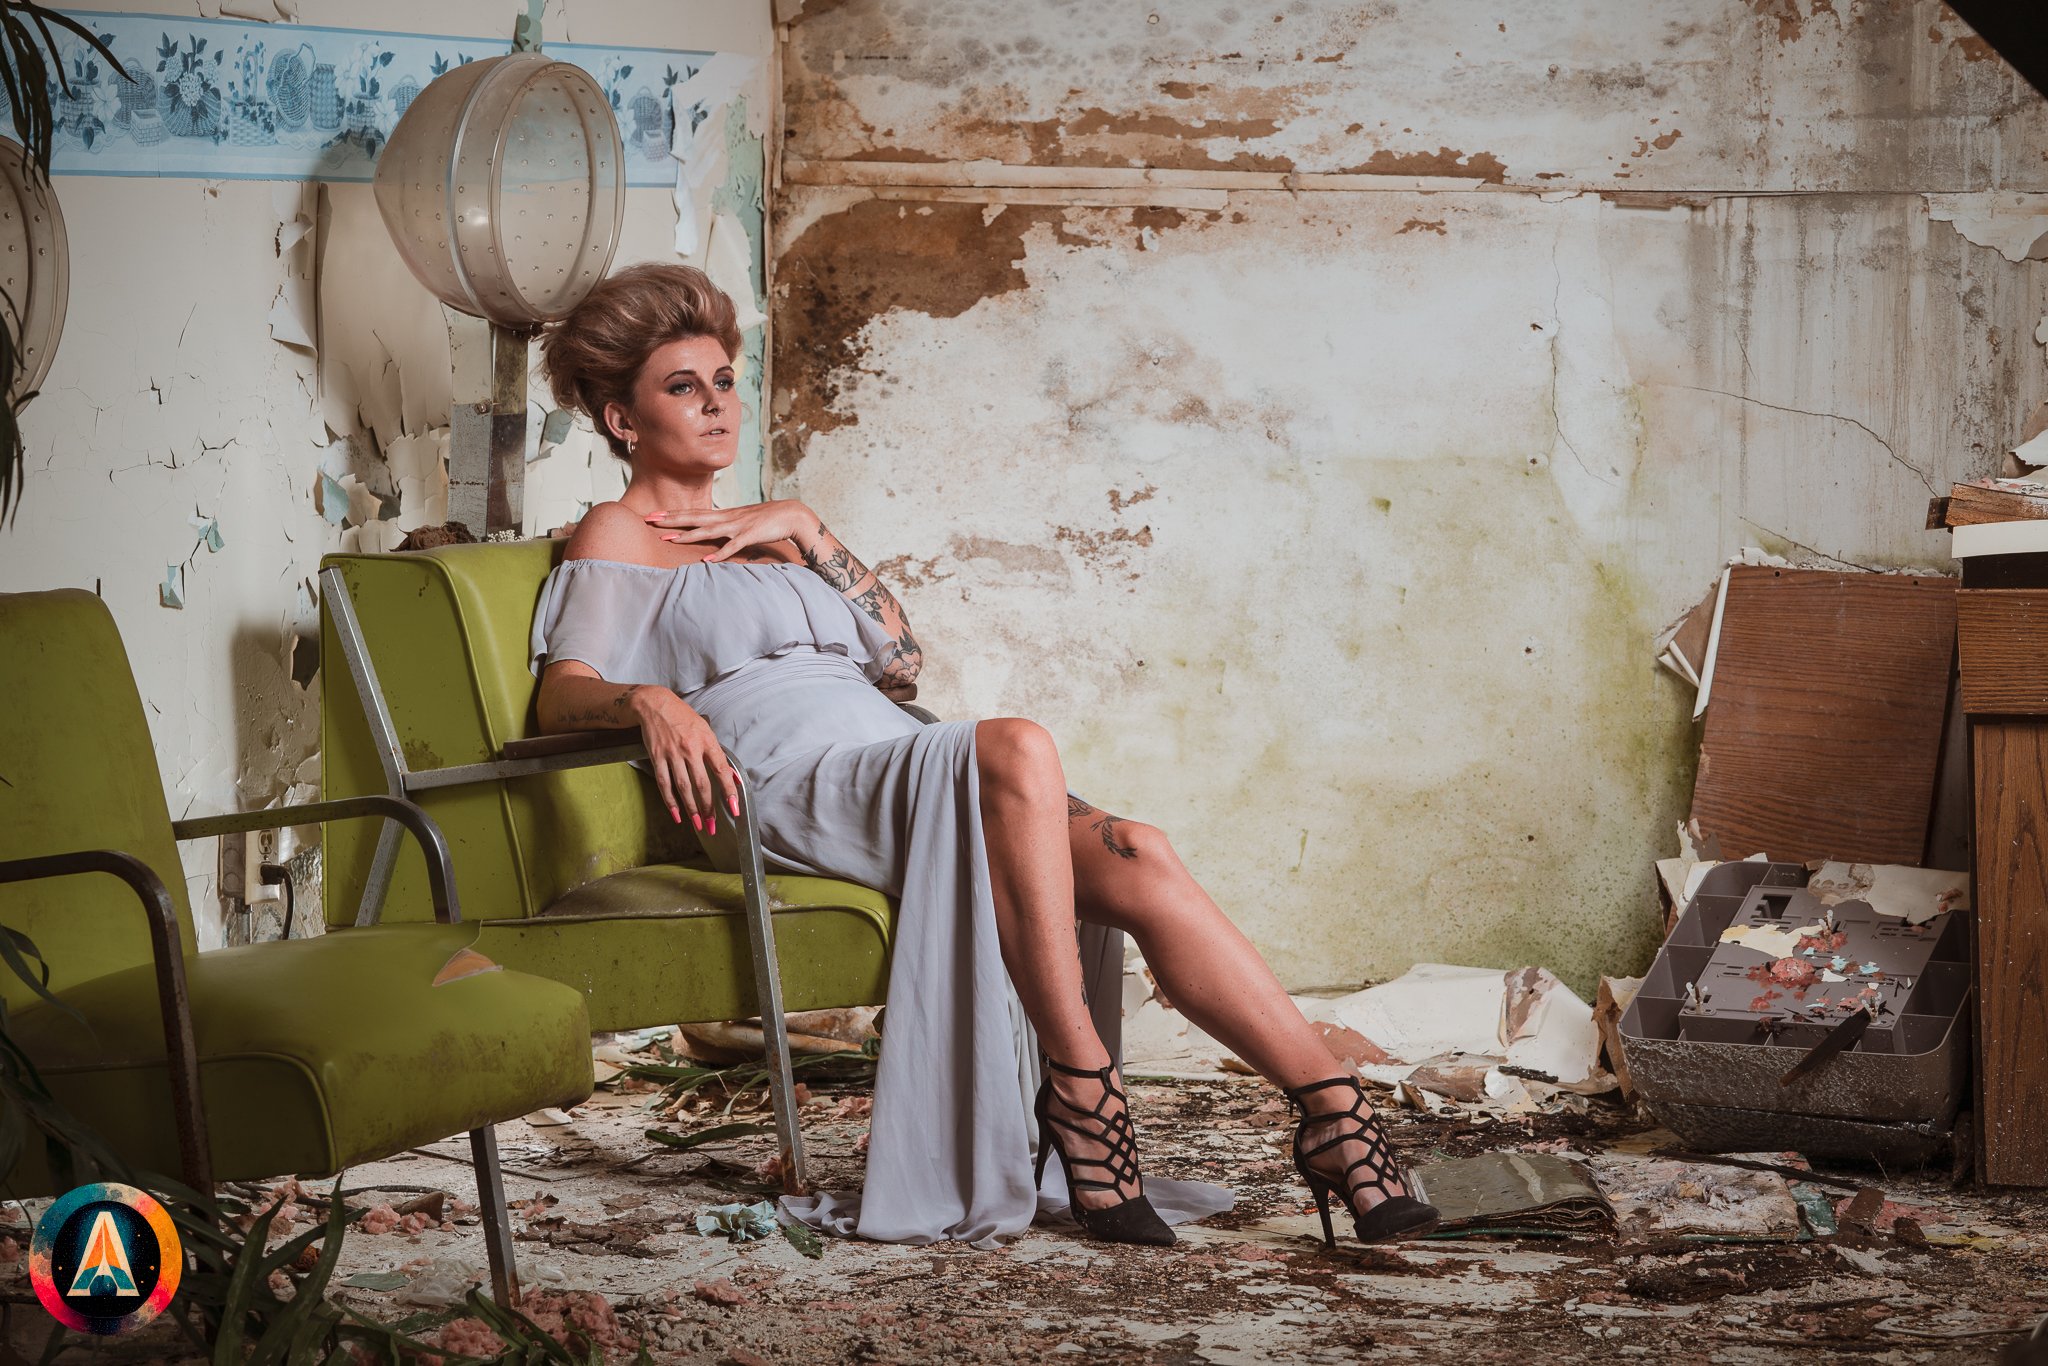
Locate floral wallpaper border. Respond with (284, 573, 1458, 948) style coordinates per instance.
(13, 10, 711, 183)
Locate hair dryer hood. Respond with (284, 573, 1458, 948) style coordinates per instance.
(373, 51, 625, 328)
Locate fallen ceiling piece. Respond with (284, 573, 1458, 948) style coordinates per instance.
(1689, 566, 1957, 865)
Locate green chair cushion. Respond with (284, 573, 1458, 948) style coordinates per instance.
(6, 924, 593, 1194)
(482, 865, 894, 1031)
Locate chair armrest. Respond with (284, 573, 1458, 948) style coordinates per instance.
(0, 848, 211, 1190)
(501, 729, 643, 762)
(173, 794, 461, 925)
(897, 702, 939, 726)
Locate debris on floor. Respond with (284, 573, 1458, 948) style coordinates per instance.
(17, 1061, 2046, 1364)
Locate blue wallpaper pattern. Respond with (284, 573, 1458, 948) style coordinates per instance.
(15, 10, 710, 183)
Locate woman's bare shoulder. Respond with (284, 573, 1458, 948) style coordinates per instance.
(562, 501, 662, 565)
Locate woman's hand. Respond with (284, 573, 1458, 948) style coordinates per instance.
(644, 499, 815, 562)
(630, 685, 742, 834)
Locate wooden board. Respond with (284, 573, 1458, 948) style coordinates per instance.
(1691, 567, 1957, 865)
(1944, 481, 2048, 528)
(1957, 590, 2048, 715)
(1971, 719, 2048, 1187)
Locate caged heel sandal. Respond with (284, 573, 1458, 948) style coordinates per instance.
(1284, 1075, 1441, 1246)
(1032, 1057, 1177, 1246)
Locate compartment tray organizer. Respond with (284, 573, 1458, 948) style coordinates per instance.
(1619, 860, 1971, 1161)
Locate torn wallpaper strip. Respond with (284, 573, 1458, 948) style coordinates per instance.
(14, 13, 709, 186)
(667, 53, 759, 256)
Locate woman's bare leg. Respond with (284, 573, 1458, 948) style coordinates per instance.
(1066, 798, 1413, 1205)
(975, 718, 1140, 1208)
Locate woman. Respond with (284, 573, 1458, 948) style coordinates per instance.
(530, 262, 1439, 1250)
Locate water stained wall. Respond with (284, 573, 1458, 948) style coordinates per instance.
(770, 0, 2048, 994)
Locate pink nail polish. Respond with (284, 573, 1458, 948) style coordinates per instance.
(669, 805, 680, 824)
(727, 794, 740, 818)
(690, 812, 703, 831)
(707, 816, 718, 836)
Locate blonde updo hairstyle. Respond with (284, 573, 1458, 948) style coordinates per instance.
(540, 262, 743, 463)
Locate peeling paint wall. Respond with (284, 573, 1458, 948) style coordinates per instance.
(0, 0, 773, 948)
(771, 0, 2048, 995)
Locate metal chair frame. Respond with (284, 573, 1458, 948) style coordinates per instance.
(0, 791, 529, 1304)
(319, 563, 904, 1262)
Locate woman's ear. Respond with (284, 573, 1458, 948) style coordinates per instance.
(601, 400, 635, 449)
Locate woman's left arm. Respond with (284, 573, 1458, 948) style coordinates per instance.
(646, 499, 924, 698)
(790, 518, 924, 698)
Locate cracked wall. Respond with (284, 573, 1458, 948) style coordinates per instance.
(0, 0, 773, 949)
(771, 0, 2048, 995)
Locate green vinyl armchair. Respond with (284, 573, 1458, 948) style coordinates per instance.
(317, 540, 903, 1191)
(0, 588, 595, 1306)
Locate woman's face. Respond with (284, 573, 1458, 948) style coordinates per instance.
(606, 334, 740, 472)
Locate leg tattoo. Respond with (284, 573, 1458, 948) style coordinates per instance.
(1093, 813, 1139, 860)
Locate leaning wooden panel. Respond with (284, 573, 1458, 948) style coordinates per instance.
(1957, 590, 2048, 715)
(1971, 719, 2048, 1187)
(1691, 567, 1957, 865)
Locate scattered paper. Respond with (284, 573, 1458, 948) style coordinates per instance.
(1332, 962, 1610, 1091)
(1501, 966, 1602, 1084)
(1717, 919, 1828, 958)
(1334, 963, 1505, 1063)
(1806, 861, 1970, 924)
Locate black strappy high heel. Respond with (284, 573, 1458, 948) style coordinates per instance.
(1284, 1075, 1441, 1246)
(1032, 1057, 1177, 1246)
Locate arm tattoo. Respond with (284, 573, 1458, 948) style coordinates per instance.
(802, 526, 866, 593)
(876, 628, 924, 689)
(804, 520, 923, 688)
(556, 685, 640, 730)
(850, 582, 887, 625)
(1067, 795, 1096, 819)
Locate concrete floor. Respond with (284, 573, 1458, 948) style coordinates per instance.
(7, 1071, 2045, 1363)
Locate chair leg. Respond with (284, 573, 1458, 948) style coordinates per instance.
(722, 745, 811, 1193)
(468, 1126, 520, 1306)
(764, 1034, 808, 1194)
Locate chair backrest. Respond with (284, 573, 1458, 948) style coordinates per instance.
(0, 590, 198, 1009)
(319, 542, 695, 927)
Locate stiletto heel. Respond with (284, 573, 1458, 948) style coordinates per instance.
(1309, 1179, 1336, 1247)
(1033, 1057, 1176, 1246)
(1284, 1075, 1440, 1246)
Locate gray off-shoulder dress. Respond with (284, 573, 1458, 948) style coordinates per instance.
(529, 557, 1232, 1246)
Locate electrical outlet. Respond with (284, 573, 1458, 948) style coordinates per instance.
(247, 826, 283, 904)
(219, 829, 247, 909)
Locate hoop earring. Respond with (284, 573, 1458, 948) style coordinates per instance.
(625, 437, 636, 457)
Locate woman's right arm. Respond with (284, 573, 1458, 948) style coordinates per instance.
(536, 660, 740, 833)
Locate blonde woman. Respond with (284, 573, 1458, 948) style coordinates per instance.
(529, 263, 1439, 1249)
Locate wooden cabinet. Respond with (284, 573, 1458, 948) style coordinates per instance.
(1959, 581, 2048, 1186)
